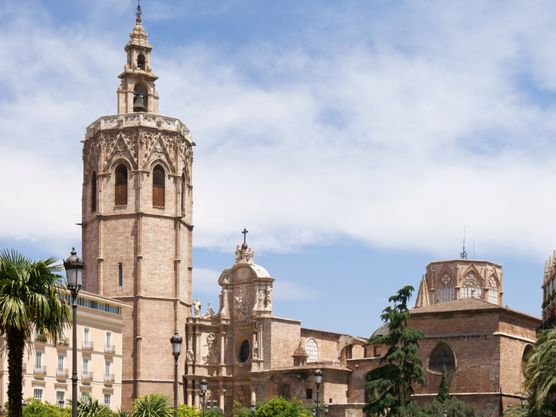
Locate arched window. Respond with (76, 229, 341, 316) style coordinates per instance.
(137, 54, 145, 70)
(181, 173, 186, 214)
(437, 273, 455, 303)
(133, 84, 148, 112)
(238, 339, 250, 363)
(306, 338, 318, 363)
(279, 383, 291, 400)
(461, 273, 482, 299)
(91, 171, 97, 212)
(428, 341, 456, 373)
(522, 344, 533, 370)
(345, 345, 353, 360)
(488, 276, 499, 305)
(115, 165, 128, 206)
(153, 165, 165, 207)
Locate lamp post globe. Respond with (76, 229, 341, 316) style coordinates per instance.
(250, 401, 256, 417)
(200, 378, 208, 417)
(314, 369, 322, 417)
(170, 331, 183, 417)
(521, 395, 526, 407)
(64, 248, 84, 417)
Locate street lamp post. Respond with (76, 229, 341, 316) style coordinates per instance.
(314, 369, 322, 417)
(443, 410, 447, 417)
(324, 403, 329, 416)
(250, 401, 255, 417)
(200, 378, 208, 417)
(64, 248, 84, 417)
(520, 395, 526, 416)
(170, 331, 183, 417)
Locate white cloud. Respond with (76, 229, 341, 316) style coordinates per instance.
(2, 1, 556, 264)
(192, 268, 221, 297)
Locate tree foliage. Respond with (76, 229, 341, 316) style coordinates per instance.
(0, 250, 71, 417)
(437, 365, 450, 403)
(523, 327, 556, 416)
(393, 397, 488, 416)
(132, 393, 172, 417)
(364, 285, 426, 416)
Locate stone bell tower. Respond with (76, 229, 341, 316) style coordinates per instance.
(81, 14, 193, 410)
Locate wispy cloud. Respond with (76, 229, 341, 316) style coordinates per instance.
(2, 0, 556, 263)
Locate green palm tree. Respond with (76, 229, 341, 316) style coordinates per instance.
(132, 393, 172, 417)
(523, 327, 556, 416)
(0, 249, 70, 417)
(70, 392, 113, 417)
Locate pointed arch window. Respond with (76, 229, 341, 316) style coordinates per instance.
(461, 273, 482, 299)
(306, 338, 318, 363)
(91, 171, 97, 212)
(153, 165, 165, 207)
(181, 173, 186, 215)
(437, 273, 455, 303)
(488, 276, 499, 305)
(428, 341, 456, 373)
(115, 165, 128, 206)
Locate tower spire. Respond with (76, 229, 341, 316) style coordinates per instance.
(415, 275, 431, 308)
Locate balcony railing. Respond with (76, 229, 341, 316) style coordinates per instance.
(104, 374, 115, 384)
(34, 366, 47, 377)
(56, 368, 69, 378)
(82, 341, 94, 351)
(82, 372, 93, 382)
(105, 344, 116, 354)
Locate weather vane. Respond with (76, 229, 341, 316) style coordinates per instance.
(134, 0, 143, 19)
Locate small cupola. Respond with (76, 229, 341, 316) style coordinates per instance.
(292, 341, 309, 367)
(117, 14, 159, 114)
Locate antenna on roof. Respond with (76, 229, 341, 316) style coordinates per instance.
(460, 225, 468, 260)
(134, 0, 143, 19)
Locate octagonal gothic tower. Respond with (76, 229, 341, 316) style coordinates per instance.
(81, 16, 193, 409)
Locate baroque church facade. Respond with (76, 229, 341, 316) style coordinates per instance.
(78, 15, 542, 417)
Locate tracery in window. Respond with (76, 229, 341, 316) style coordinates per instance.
(306, 338, 318, 363)
(428, 341, 456, 373)
(153, 165, 165, 207)
(488, 276, 498, 305)
(115, 164, 128, 206)
(461, 273, 482, 299)
(437, 273, 455, 303)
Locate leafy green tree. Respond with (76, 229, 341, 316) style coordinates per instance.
(132, 393, 172, 417)
(255, 397, 311, 417)
(437, 365, 450, 403)
(0, 250, 71, 417)
(523, 327, 556, 416)
(364, 286, 426, 416)
(20, 398, 70, 417)
(176, 404, 201, 417)
(230, 401, 252, 417)
(395, 398, 488, 417)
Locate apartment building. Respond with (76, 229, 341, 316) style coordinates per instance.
(0, 290, 129, 411)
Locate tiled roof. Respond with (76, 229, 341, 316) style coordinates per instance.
(371, 322, 389, 337)
(410, 297, 541, 322)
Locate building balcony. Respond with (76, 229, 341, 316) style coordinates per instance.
(56, 368, 69, 379)
(104, 374, 115, 385)
(57, 338, 70, 347)
(105, 344, 116, 354)
(82, 341, 94, 351)
(34, 366, 47, 378)
(35, 333, 47, 343)
(82, 372, 93, 383)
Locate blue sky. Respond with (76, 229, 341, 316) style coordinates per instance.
(1, 0, 555, 336)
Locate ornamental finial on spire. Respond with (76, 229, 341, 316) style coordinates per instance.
(134, 0, 143, 20)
